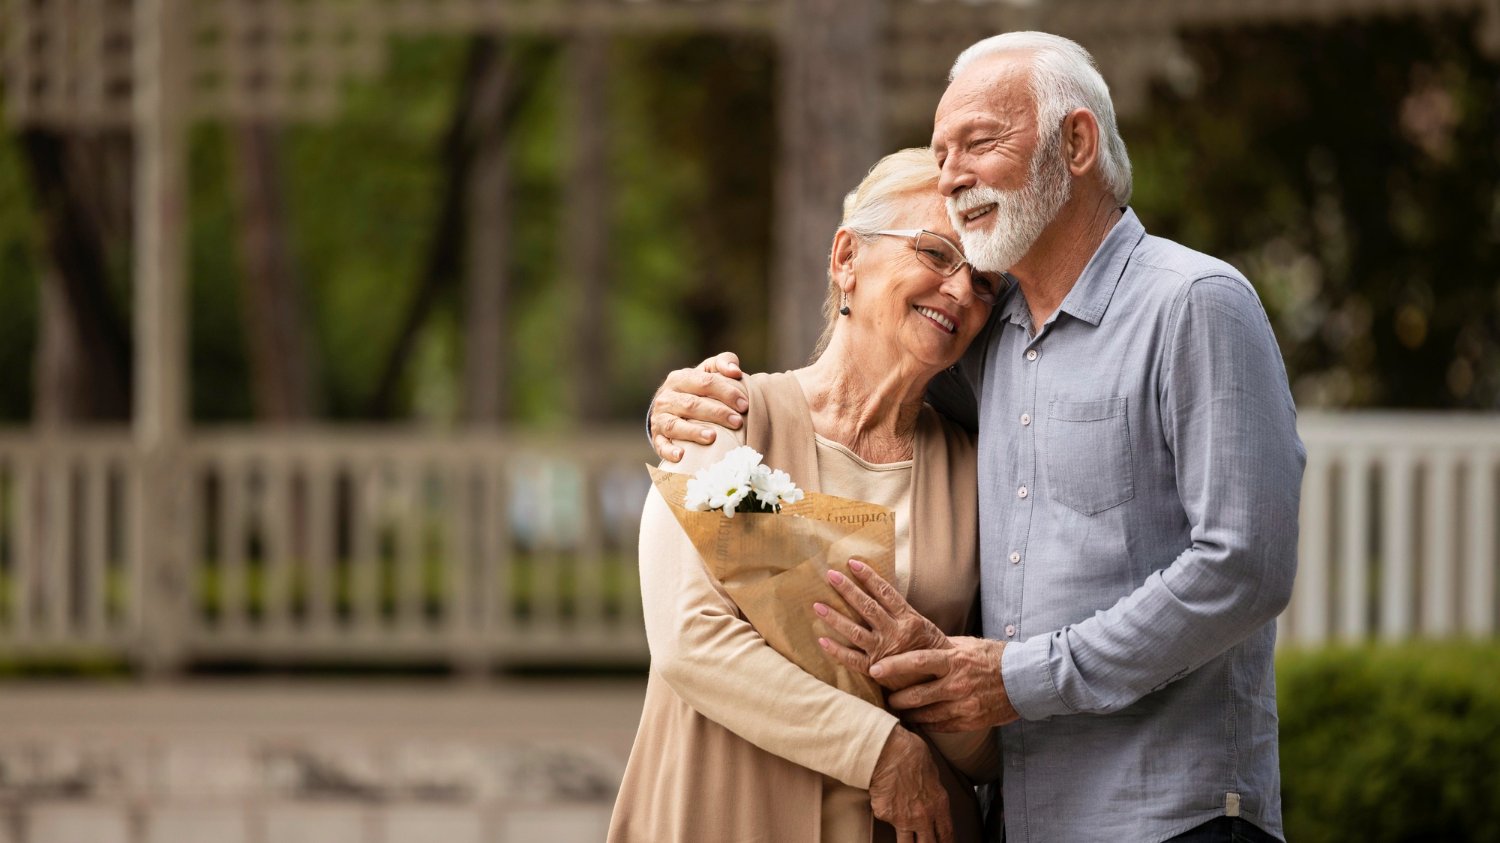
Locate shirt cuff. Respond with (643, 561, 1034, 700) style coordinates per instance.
(1001, 632, 1073, 721)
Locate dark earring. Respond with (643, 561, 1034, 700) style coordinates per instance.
(839, 291, 850, 316)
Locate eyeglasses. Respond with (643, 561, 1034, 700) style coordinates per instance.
(872, 229, 1006, 306)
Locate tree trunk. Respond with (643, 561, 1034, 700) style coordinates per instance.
(21, 129, 134, 425)
(463, 40, 519, 425)
(566, 32, 611, 422)
(230, 121, 320, 423)
(773, 0, 886, 368)
(367, 37, 525, 420)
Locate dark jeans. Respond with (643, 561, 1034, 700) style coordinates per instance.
(1165, 816, 1283, 843)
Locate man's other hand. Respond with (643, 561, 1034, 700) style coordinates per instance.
(877, 637, 1020, 732)
(650, 352, 748, 462)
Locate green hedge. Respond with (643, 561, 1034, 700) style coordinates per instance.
(1278, 642, 1500, 843)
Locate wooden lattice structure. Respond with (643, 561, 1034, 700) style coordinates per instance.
(8, 0, 1500, 127)
(5, 0, 1499, 395)
(0, 0, 1498, 671)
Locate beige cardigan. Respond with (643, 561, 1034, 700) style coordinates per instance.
(608, 372, 994, 843)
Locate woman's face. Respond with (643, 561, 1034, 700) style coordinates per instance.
(848, 191, 994, 372)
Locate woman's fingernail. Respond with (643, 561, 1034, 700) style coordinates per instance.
(728, 413, 742, 426)
(736, 398, 748, 412)
(813, 603, 829, 616)
(672, 448, 682, 460)
(828, 571, 845, 585)
(818, 637, 830, 649)
(849, 559, 865, 572)
(870, 664, 885, 678)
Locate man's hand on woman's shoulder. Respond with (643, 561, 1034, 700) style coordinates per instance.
(650, 351, 750, 463)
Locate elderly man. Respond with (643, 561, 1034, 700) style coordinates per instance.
(650, 32, 1303, 843)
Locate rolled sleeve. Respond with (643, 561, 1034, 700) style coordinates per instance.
(1000, 633, 1074, 721)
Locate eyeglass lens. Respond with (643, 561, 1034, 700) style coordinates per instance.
(907, 230, 1002, 306)
(913, 231, 963, 276)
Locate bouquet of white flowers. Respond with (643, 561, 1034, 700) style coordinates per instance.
(683, 446, 805, 517)
(650, 447, 896, 707)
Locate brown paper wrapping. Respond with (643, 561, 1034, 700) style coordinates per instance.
(649, 465, 896, 708)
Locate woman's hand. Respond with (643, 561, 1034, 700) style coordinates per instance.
(869, 726, 955, 843)
(649, 352, 748, 462)
(815, 559, 952, 690)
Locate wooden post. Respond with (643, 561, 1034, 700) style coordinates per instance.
(772, 0, 886, 368)
(1295, 453, 1330, 644)
(463, 74, 512, 425)
(134, 0, 190, 675)
(1338, 450, 1371, 641)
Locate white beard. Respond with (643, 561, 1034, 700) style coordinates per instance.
(947, 135, 1072, 274)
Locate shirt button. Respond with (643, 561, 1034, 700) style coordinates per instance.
(1020, 413, 1031, 426)
(1004, 624, 1017, 637)
(1017, 485, 1028, 499)
(1025, 349, 1039, 361)
(1009, 551, 1021, 564)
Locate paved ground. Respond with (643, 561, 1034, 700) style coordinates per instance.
(0, 678, 648, 843)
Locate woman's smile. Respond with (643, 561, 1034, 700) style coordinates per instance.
(913, 304, 958, 335)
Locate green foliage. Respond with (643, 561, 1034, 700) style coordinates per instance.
(282, 36, 468, 419)
(1130, 16, 1500, 408)
(607, 35, 776, 385)
(506, 39, 569, 424)
(189, 122, 255, 420)
(1278, 642, 1500, 842)
(509, 34, 775, 423)
(179, 32, 775, 425)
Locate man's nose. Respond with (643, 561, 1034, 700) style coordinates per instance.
(938, 160, 977, 197)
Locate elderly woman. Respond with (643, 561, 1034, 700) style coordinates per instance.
(608, 148, 1002, 843)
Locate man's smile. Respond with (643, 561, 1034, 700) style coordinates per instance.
(963, 203, 996, 225)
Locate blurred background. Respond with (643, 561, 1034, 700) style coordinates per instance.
(0, 0, 1497, 841)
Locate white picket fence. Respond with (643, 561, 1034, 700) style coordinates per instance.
(0, 413, 1495, 670)
(0, 428, 654, 670)
(1286, 413, 1498, 645)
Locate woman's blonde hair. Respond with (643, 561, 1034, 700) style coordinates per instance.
(812, 148, 941, 360)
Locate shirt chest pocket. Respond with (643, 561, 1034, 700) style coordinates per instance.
(1044, 396, 1135, 516)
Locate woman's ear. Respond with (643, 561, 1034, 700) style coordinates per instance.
(1062, 107, 1101, 179)
(830, 228, 859, 292)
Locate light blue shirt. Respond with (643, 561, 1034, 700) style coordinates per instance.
(932, 208, 1304, 843)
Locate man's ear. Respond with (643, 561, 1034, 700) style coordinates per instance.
(829, 228, 859, 292)
(1062, 108, 1101, 179)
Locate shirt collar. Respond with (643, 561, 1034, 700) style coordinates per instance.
(998, 207, 1146, 331)
(998, 274, 1031, 331)
(1056, 207, 1144, 327)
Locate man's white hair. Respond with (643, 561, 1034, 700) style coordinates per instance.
(950, 32, 1133, 206)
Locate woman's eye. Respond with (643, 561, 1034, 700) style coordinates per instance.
(919, 248, 949, 262)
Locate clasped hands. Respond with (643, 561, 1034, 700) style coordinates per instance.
(815, 559, 1020, 732)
